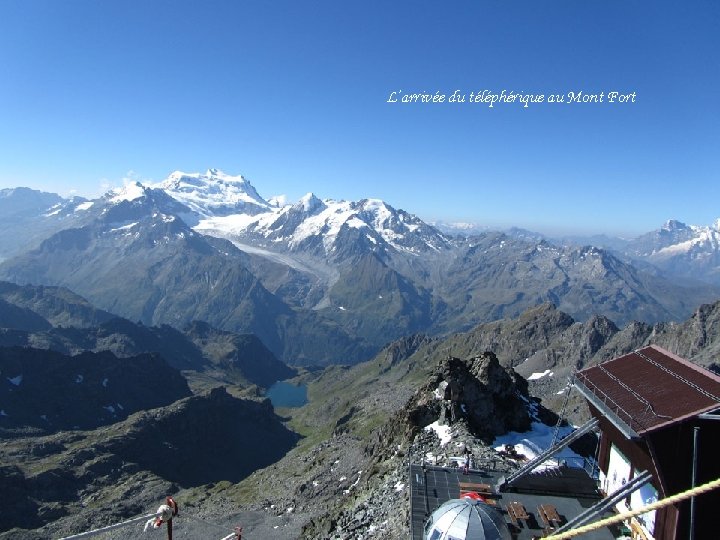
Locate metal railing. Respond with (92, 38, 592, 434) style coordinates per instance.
(575, 372, 649, 433)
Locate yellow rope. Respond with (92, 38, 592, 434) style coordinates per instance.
(545, 477, 720, 539)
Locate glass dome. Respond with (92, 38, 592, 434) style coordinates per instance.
(424, 498, 512, 540)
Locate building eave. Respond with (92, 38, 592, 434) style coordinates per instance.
(574, 379, 641, 440)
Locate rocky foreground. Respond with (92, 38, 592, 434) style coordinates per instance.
(0, 388, 298, 538)
(170, 352, 553, 540)
(4, 300, 720, 538)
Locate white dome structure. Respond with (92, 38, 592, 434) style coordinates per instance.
(424, 499, 511, 540)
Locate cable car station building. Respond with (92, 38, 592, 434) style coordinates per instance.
(575, 345, 720, 539)
(413, 345, 720, 540)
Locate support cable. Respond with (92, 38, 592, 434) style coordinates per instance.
(551, 371, 576, 447)
(545, 477, 720, 539)
(59, 512, 160, 539)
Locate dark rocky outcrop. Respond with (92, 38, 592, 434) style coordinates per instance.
(0, 347, 191, 435)
(184, 321, 295, 387)
(432, 353, 531, 438)
(366, 352, 531, 461)
(380, 333, 434, 368)
(100, 387, 300, 486)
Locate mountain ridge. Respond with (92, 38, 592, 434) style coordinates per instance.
(1, 171, 719, 365)
(0, 281, 297, 388)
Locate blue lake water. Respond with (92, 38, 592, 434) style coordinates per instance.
(266, 381, 308, 408)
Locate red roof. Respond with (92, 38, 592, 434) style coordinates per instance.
(576, 345, 720, 436)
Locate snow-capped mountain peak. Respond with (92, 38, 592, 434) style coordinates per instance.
(623, 218, 720, 283)
(154, 169, 271, 217)
(106, 181, 148, 204)
(661, 219, 688, 232)
(295, 193, 324, 213)
(190, 189, 449, 260)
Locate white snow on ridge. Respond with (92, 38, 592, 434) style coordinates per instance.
(298, 192, 322, 212)
(108, 222, 139, 233)
(364, 198, 392, 227)
(44, 204, 62, 217)
(108, 181, 146, 203)
(154, 169, 271, 215)
(424, 421, 452, 446)
(291, 200, 357, 250)
(493, 422, 582, 470)
(75, 201, 94, 212)
(346, 216, 368, 229)
(527, 369, 553, 380)
(653, 228, 720, 258)
(153, 169, 447, 255)
(7, 375, 22, 386)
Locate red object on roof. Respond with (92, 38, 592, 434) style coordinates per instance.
(460, 491, 486, 501)
(575, 345, 720, 435)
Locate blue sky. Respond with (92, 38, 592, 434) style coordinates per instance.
(0, 1, 718, 236)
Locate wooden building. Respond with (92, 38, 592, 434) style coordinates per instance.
(575, 345, 720, 539)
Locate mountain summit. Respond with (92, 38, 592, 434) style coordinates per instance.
(153, 169, 271, 217)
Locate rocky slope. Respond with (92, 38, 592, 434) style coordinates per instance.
(0, 283, 296, 388)
(3, 300, 720, 538)
(0, 281, 115, 328)
(0, 387, 298, 538)
(0, 347, 191, 435)
(290, 352, 537, 539)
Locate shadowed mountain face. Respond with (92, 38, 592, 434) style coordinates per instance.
(0, 281, 115, 328)
(183, 320, 296, 387)
(0, 298, 51, 332)
(0, 387, 299, 534)
(0, 283, 297, 388)
(0, 347, 191, 435)
(105, 387, 300, 486)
